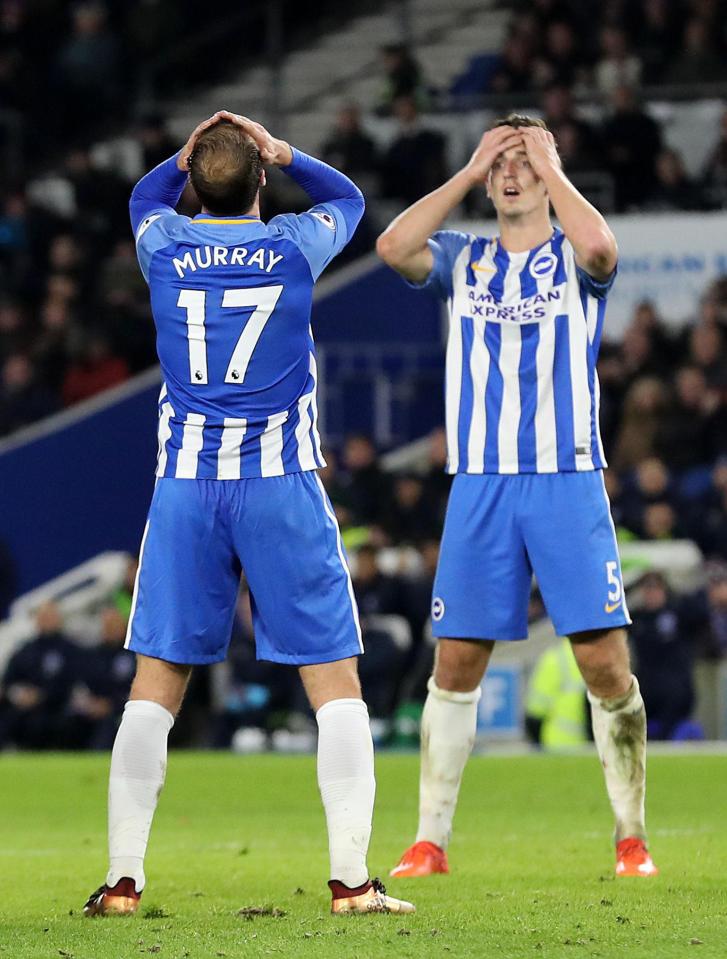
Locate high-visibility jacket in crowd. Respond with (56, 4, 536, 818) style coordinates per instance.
(526, 639, 587, 749)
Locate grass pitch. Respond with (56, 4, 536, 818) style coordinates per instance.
(1, 751, 725, 959)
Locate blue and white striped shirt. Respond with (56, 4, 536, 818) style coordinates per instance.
(413, 228, 612, 474)
(130, 150, 364, 480)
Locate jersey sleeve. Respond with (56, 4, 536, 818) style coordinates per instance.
(268, 148, 365, 281)
(405, 230, 474, 300)
(134, 212, 179, 283)
(575, 263, 617, 300)
(268, 203, 350, 281)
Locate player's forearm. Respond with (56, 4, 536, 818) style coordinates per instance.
(377, 168, 474, 268)
(283, 148, 365, 237)
(541, 168, 617, 278)
(129, 153, 189, 236)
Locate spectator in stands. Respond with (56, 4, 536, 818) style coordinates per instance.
(61, 332, 129, 407)
(421, 426, 452, 532)
(380, 95, 448, 207)
(611, 377, 669, 471)
(340, 433, 392, 526)
(55, 2, 122, 137)
(689, 322, 727, 389)
(0, 193, 28, 282)
(647, 148, 707, 211)
(655, 366, 714, 472)
(525, 639, 588, 749)
(111, 555, 138, 621)
(135, 113, 179, 173)
(0, 601, 78, 749)
(629, 572, 695, 739)
(352, 545, 409, 720)
(702, 109, 727, 206)
(33, 297, 75, 395)
(685, 461, 727, 560)
(541, 85, 601, 167)
(665, 16, 727, 86)
(636, 0, 684, 84)
(642, 501, 680, 540)
(489, 30, 535, 94)
(380, 473, 440, 545)
(601, 84, 662, 210)
(321, 103, 380, 189)
(71, 606, 134, 749)
(691, 561, 727, 657)
(375, 43, 428, 116)
(0, 353, 58, 436)
(212, 586, 295, 748)
(0, 538, 16, 620)
(352, 543, 406, 618)
(594, 25, 643, 95)
(619, 456, 677, 537)
(532, 20, 585, 90)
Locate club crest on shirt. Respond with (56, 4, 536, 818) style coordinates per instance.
(529, 251, 558, 280)
(432, 597, 445, 621)
(311, 212, 336, 230)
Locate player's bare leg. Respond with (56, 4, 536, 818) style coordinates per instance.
(391, 638, 494, 878)
(84, 655, 192, 916)
(570, 628, 658, 877)
(299, 657, 414, 914)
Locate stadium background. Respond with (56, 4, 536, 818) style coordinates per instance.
(2, 0, 727, 753)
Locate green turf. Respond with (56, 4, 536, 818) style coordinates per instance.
(1, 751, 725, 958)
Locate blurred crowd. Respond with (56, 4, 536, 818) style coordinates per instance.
(457, 0, 727, 99)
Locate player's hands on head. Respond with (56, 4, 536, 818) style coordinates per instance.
(177, 112, 228, 170)
(465, 126, 525, 183)
(177, 111, 294, 172)
(213, 111, 293, 167)
(519, 126, 561, 180)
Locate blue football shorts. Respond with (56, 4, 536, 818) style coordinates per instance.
(431, 471, 631, 641)
(125, 472, 363, 665)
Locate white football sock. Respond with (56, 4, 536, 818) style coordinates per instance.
(106, 699, 174, 892)
(588, 675, 647, 842)
(416, 676, 481, 850)
(316, 698, 375, 888)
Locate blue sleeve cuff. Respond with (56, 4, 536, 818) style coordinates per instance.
(129, 153, 188, 236)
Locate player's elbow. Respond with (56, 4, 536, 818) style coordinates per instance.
(376, 229, 404, 268)
(582, 231, 618, 277)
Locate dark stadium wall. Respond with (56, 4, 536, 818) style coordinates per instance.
(0, 375, 161, 597)
(312, 260, 442, 343)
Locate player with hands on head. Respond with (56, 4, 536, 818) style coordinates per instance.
(83, 111, 414, 918)
(378, 114, 658, 881)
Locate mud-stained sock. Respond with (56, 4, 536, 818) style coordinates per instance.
(415, 676, 481, 850)
(588, 676, 647, 842)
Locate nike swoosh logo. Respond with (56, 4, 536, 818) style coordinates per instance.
(604, 601, 620, 613)
(472, 262, 496, 273)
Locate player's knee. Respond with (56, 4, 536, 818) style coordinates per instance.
(570, 629, 631, 699)
(130, 654, 192, 716)
(434, 638, 492, 693)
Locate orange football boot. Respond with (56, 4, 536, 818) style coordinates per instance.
(615, 837, 659, 877)
(389, 840, 449, 878)
(83, 877, 141, 916)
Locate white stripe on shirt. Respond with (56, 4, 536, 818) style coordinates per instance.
(534, 318, 558, 472)
(497, 324, 522, 473)
(176, 412, 206, 478)
(217, 417, 247, 480)
(260, 410, 288, 477)
(466, 314, 489, 473)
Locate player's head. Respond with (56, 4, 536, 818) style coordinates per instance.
(189, 121, 264, 216)
(486, 114, 554, 221)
